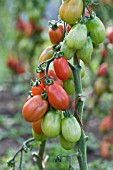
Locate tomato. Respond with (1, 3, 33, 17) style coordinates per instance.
(59, 135, 75, 150)
(48, 23, 64, 44)
(80, 60, 85, 78)
(32, 84, 44, 96)
(46, 82, 69, 110)
(48, 69, 63, 87)
(32, 119, 43, 135)
(66, 23, 87, 50)
(63, 79, 75, 95)
(106, 27, 113, 44)
(54, 57, 70, 80)
(86, 16, 106, 44)
(61, 115, 81, 143)
(41, 110, 61, 138)
(25, 95, 32, 103)
(97, 63, 107, 76)
(16, 17, 25, 31)
(39, 46, 54, 63)
(99, 116, 113, 133)
(38, 70, 45, 87)
(66, 24, 71, 33)
(94, 77, 107, 95)
(15, 65, 25, 74)
(85, 8, 90, 17)
(32, 129, 46, 141)
(22, 95, 48, 122)
(76, 36, 93, 64)
(100, 140, 111, 159)
(68, 67, 73, 79)
(101, 48, 107, 57)
(24, 22, 33, 37)
(59, 0, 83, 24)
(60, 39, 74, 60)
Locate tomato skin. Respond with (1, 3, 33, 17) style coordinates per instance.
(99, 116, 113, 133)
(66, 23, 87, 50)
(76, 36, 93, 64)
(59, 135, 75, 150)
(39, 46, 54, 63)
(32, 129, 46, 141)
(54, 57, 70, 80)
(100, 140, 111, 159)
(46, 82, 69, 110)
(63, 79, 75, 95)
(25, 95, 32, 103)
(66, 24, 71, 33)
(32, 84, 44, 96)
(80, 60, 85, 78)
(61, 39, 74, 60)
(22, 95, 48, 122)
(101, 48, 107, 57)
(48, 69, 63, 87)
(59, 0, 83, 24)
(41, 110, 61, 138)
(32, 119, 43, 135)
(61, 115, 81, 143)
(86, 16, 106, 44)
(48, 24, 64, 44)
(97, 63, 107, 76)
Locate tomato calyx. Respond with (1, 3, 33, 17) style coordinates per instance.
(49, 20, 59, 30)
(63, 110, 71, 117)
(54, 51, 64, 59)
(41, 90, 48, 100)
(44, 78, 54, 86)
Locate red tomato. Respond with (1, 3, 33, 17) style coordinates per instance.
(48, 23, 64, 44)
(46, 82, 69, 110)
(100, 140, 111, 159)
(99, 116, 113, 133)
(16, 17, 25, 31)
(22, 95, 48, 122)
(32, 84, 44, 96)
(15, 65, 25, 74)
(106, 27, 113, 44)
(97, 63, 107, 76)
(25, 96, 32, 103)
(48, 69, 63, 86)
(32, 118, 43, 135)
(54, 57, 70, 80)
(101, 48, 107, 57)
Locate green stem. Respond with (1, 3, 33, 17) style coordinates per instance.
(71, 54, 88, 170)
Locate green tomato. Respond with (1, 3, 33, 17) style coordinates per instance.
(86, 16, 106, 44)
(80, 60, 85, 78)
(63, 79, 75, 95)
(68, 67, 73, 79)
(61, 39, 74, 60)
(66, 23, 87, 50)
(76, 36, 93, 64)
(59, 135, 75, 150)
(41, 110, 61, 138)
(61, 115, 81, 143)
(32, 129, 46, 141)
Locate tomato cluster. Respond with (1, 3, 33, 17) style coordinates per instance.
(22, 0, 106, 151)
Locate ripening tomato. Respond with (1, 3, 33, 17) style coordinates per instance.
(22, 95, 48, 122)
(76, 36, 93, 64)
(15, 65, 25, 74)
(99, 116, 113, 133)
(39, 46, 54, 63)
(46, 82, 69, 110)
(48, 69, 63, 86)
(101, 48, 107, 57)
(86, 16, 106, 44)
(59, 135, 75, 150)
(66, 24, 71, 33)
(94, 77, 108, 95)
(41, 110, 61, 138)
(25, 95, 32, 103)
(24, 22, 33, 37)
(32, 118, 43, 135)
(54, 57, 70, 80)
(97, 63, 107, 76)
(59, 0, 83, 24)
(63, 79, 75, 95)
(61, 115, 81, 143)
(32, 84, 44, 96)
(66, 23, 87, 50)
(32, 129, 46, 141)
(48, 23, 64, 44)
(61, 39, 74, 60)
